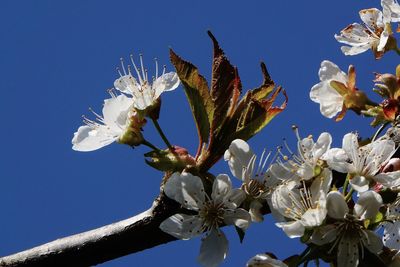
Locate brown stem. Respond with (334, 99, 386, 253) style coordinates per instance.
(0, 194, 180, 267)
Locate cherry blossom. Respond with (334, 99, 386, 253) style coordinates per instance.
(114, 55, 179, 110)
(159, 172, 251, 267)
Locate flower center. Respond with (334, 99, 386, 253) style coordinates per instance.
(243, 179, 266, 198)
(199, 201, 225, 230)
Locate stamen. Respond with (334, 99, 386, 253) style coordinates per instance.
(116, 67, 123, 77)
(120, 58, 127, 75)
(107, 88, 116, 98)
(162, 65, 166, 75)
(139, 54, 146, 82)
(283, 138, 295, 156)
(154, 57, 159, 78)
(292, 125, 301, 142)
(130, 54, 143, 84)
(260, 150, 271, 175)
(88, 107, 104, 123)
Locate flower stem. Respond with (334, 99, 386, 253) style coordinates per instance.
(371, 122, 389, 142)
(297, 246, 312, 266)
(345, 188, 354, 202)
(395, 46, 400, 56)
(142, 139, 160, 151)
(342, 173, 350, 196)
(152, 119, 172, 149)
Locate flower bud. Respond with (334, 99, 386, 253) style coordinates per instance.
(118, 112, 146, 147)
(145, 146, 196, 172)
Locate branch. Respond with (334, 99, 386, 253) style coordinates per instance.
(1, 186, 271, 267)
(0, 194, 181, 267)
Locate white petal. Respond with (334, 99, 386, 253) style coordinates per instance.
(247, 254, 288, 267)
(310, 61, 346, 118)
(113, 74, 141, 95)
(375, 170, 400, 189)
(301, 207, 327, 227)
(322, 148, 354, 173)
(340, 44, 372, 56)
(164, 172, 205, 210)
(312, 132, 332, 160)
(378, 27, 390, 51)
(354, 191, 383, 220)
(152, 72, 180, 99)
(296, 164, 314, 180)
(249, 200, 264, 222)
(318, 60, 348, 83)
(349, 175, 370, 193)
(102, 94, 132, 131)
(361, 230, 383, 254)
(365, 139, 396, 175)
(382, 0, 400, 23)
(337, 234, 359, 267)
(72, 125, 117, 152)
(223, 188, 246, 208)
(211, 174, 232, 202)
(224, 208, 252, 230)
(310, 81, 343, 118)
(265, 162, 300, 185)
(224, 139, 255, 180)
(311, 224, 338, 246)
(359, 8, 383, 29)
(335, 23, 375, 47)
(276, 221, 305, 238)
(271, 181, 299, 218)
(159, 214, 203, 240)
(384, 206, 400, 250)
(198, 229, 228, 267)
(326, 191, 348, 219)
(310, 168, 332, 203)
(342, 133, 359, 163)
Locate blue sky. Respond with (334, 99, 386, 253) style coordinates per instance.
(1, 0, 399, 266)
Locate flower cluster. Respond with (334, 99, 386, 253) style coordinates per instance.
(241, 129, 400, 266)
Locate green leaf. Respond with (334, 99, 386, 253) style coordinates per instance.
(208, 31, 241, 136)
(234, 226, 245, 243)
(170, 49, 214, 148)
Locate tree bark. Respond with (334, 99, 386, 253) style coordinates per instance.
(0, 194, 181, 267)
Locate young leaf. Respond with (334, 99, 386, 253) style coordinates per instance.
(208, 31, 241, 136)
(170, 49, 214, 150)
(233, 86, 287, 141)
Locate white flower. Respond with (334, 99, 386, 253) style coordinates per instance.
(247, 254, 287, 267)
(159, 172, 251, 267)
(292, 132, 332, 180)
(335, 8, 391, 57)
(310, 61, 346, 119)
(382, 0, 400, 23)
(271, 168, 332, 238)
(323, 133, 396, 192)
(72, 93, 135, 151)
(277, 129, 332, 181)
(311, 191, 383, 267)
(114, 55, 179, 110)
(224, 139, 298, 222)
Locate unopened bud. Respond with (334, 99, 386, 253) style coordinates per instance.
(145, 146, 196, 172)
